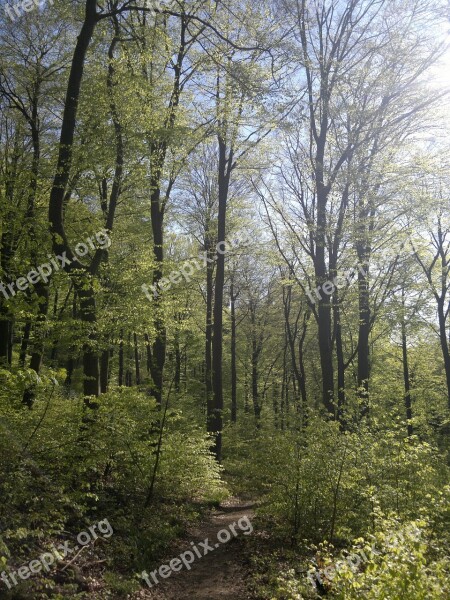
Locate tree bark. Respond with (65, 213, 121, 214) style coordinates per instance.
(315, 183, 335, 417)
(437, 299, 450, 410)
(147, 15, 187, 407)
(174, 329, 181, 393)
(357, 262, 371, 417)
(145, 333, 152, 375)
(250, 300, 262, 424)
(48, 0, 100, 400)
(205, 238, 214, 425)
(119, 329, 124, 386)
(134, 332, 141, 386)
(0, 309, 12, 367)
(401, 313, 413, 437)
(230, 282, 238, 423)
(22, 282, 50, 408)
(78, 285, 100, 400)
(19, 322, 32, 367)
(333, 291, 346, 427)
(100, 344, 110, 394)
(211, 135, 233, 460)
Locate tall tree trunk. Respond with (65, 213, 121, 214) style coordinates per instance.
(250, 300, 262, 424)
(281, 351, 287, 431)
(273, 383, 279, 429)
(22, 87, 48, 407)
(48, 0, 100, 401)
(251, 347, 261, 422)
(100, 337, 110, 394)
(125, 331, 133, 387)
(244, 352, 250, 414)
(134, 332, 141, 386)
(64, 291, 77, 391)
(119, 329, 124, 386)
(22, 282, 50, 407)
(355, 190, 375, 419)
(50, 289, 60, 364)
(184, 344, 187, 392)
(211, 135, 233, 461)
(0, 143, 21, 367)
(357, 263, 371, 417)
(283, 286, 309, 427)
(401, 310, 413, 437)
(47, 2, 122, 404)
(0, 308, 12, 367)
(145, 333, 152, 375)
(174, 329, 181, 393)
(230, 282, 238, 423)
(437, 299, 450, 410)
(205, 238, 214, 425)
(147, 15, 187, 407)
(19, 322, 32, 367)
(78, 285, 100, 401)
(149, 189, 166, 406)
(333, 291, 346, 427)
(314, 128, 335, 417)
(298, 313, 309, 428)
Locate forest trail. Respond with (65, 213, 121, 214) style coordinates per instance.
(143, 499, 255, 600)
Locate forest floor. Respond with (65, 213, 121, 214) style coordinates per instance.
(136, 498, 256, 600)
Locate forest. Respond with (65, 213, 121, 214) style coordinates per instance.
(0, 0, 449, 598)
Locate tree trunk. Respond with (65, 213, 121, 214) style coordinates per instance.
(298, 313, 309, 428)
(283, 287, 309, 427)
(134, 332, 141, 386)
(437, 300, 450, 410)
(333, 291, 346, 427)
(0, 147, 21, 367)
(211, 135, 233, 461)
(205, 239, 214, 425)
(64, 292, 77, 392)
(148, 191, 166, 405)
(250, 300, 262, 424)
(126, 331, 132, 388)
(147, 17, 187, 407)
(281, 354, 287, 431)
(145, 333, 152, 375)
(100, 346, 110, 394)
(252, 348, 261, 422)
(78, 285, 100, 401)
(230, 282, 238, 423)
(48, 0, 100, 403)
(357, 264, 371, 417)
(147, 143, 168, 405)
(119, 329, 124, 386)
(174, 329, 181, 392)
(273, 383, 279, 429)
(19, 322, 32, 367)
(22, 282, 50, 408)
(244, 353, 250, 414)
(0, 308, 12, 367)
(401, 314, 413, 437)
(314, 133, 335, 416)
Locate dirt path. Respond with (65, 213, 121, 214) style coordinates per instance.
(143, 499, 255, 600)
